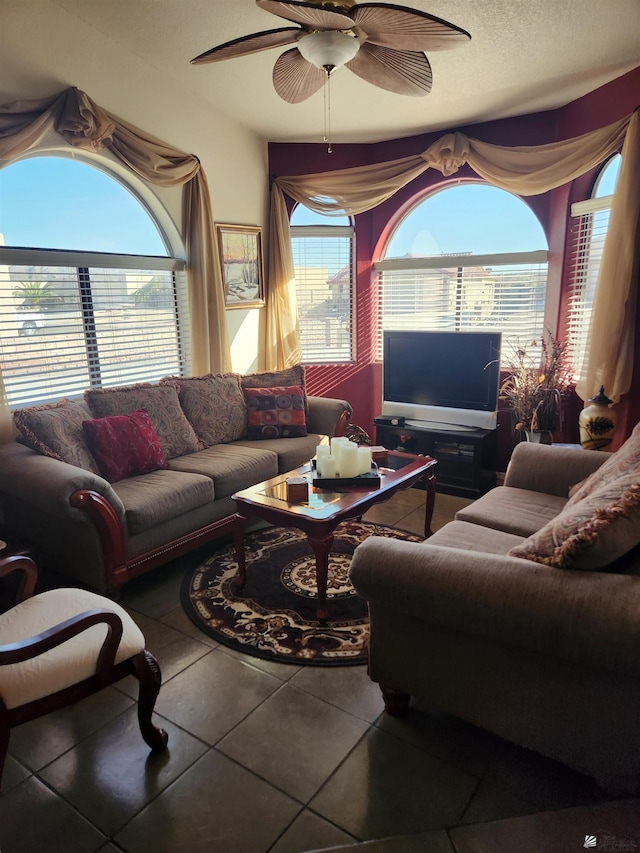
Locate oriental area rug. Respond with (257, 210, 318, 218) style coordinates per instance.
(181, 521, 422, 666)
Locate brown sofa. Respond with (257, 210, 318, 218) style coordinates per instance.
(350, 430, 640, 793)
(0, 369, 351, 596)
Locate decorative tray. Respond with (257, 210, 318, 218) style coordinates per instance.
(311, 459, 381, 490)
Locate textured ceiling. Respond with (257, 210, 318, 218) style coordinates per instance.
(53, 0, 640, 144)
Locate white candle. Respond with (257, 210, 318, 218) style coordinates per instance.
(322, 455, 337, 478)
(357, 446, 372, 475)
(315, 444, 330, 476)
(330, 437, 346, 473)
(341, 442, 358, 478)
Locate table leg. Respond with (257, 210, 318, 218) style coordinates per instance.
(231, 514, 247, 592)
(307, 532, 334, 623)
(424, 472, 437, 539)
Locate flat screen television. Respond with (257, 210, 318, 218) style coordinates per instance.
(382, 330, 502, 431)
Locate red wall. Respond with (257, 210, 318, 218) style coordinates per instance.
(269, 67, 640, 461)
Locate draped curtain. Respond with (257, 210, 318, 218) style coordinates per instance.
(267, 109, 639, 406)
(0, 86, 230, 442)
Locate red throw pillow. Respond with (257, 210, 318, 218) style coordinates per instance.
(82, 409, 168, 483)
(244, 385, 307, 440)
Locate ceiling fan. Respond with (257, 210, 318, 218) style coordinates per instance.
(191, 0, 471, 104)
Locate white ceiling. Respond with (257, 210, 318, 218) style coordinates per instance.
(53, 0, 640, 144)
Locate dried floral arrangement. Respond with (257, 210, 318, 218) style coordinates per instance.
(500, 332, 573, 434)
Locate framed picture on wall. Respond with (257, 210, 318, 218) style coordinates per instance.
(216, 224, 264, 308)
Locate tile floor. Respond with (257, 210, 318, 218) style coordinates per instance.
(1, 489, 638, 853)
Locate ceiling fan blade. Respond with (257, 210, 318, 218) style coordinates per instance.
(346, 43, 432, 95)
(257, 0, 354, 30)
(191, 27, 300, 64)
(352, 3, 471, 51)
(273, 48, 327, 103)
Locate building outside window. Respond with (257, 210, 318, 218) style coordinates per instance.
(0, 154, 188, 407)
(375, 183, 549, 363)
(290, 205, 354, 364)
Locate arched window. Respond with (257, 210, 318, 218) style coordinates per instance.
(290, 205, 354, 364)
(375, 183, 548, 359)
(567, 155, 621, 375)
(0, 154, 187, 407)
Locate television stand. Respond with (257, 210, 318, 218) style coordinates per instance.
(374, 421, 497, 498)
(404, 419, 480, 433)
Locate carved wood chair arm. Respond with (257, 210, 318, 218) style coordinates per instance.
(0, 608, 123, 679)
(0, 555, 39, 604)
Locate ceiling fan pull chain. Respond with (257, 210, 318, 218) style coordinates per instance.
(324, 69, 333, 154)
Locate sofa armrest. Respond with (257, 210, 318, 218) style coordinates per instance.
(350, 536, 640, 677)
(0, 442, 125, 522)
(503, 442, 608, 497)
(306, 396, 352, 438)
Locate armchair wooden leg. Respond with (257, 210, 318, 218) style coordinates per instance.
(131, 650, 168, 752)
(380, 685, 410, 717)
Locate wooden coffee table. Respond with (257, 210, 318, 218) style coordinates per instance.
(232, 451, 437, 623)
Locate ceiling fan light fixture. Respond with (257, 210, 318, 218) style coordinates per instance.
(297, 30, 360, 71)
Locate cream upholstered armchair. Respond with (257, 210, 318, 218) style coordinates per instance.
(0, 554, 168, 788)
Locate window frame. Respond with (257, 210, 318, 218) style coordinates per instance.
(565, 155, 621, 378)
(290, 211, 355, 365)
(0, 151, 189, 408)
(374, 184, 549, 362)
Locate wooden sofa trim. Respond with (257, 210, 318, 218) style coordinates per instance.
(70, 489, 237, 595)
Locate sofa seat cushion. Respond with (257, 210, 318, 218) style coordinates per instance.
(429, 520, 526, 555)
(455, 486, 568, 537)
(509, 472, 640, 570)
(112, 470, 214, 535)
(162, 373, 247, 446)
(0, 589, 144, 710)
(167, 445, 278, 499)
(85, 382, 202, 460)
(13, 398, 99, 473)
(232, 433, 322, 474)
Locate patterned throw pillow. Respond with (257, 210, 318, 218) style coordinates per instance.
(509, 472, 640, 570)
(567, 421, 640, 505)
(85, 383, 201, 460)
(82, 409, 168, 483)
(13, 398, 100, 473)
(161, 373, 247, 446)
(244, 385, 307, 440)
(240, 365, 307, 410)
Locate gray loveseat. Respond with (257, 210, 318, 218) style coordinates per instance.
(0, 367, 351, 596)
(350, 429, 640, 793)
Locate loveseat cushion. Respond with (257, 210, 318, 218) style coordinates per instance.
(82, 409, 167, 483)
(243, 385, 307, 439)
(455, 486, 567, 537)
(567, 420, 640, 505)
(111, 469, 214, 535)
(167, 445, 278, 499)
(429, 520, 526, 555)
(509, 472, 640, 569)
(85, 382, 201, 460)
(13, 398, 100, 473)
(161, 373, 247, 446)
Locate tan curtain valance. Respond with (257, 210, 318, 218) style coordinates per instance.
(0, 87, 230, 442)
(267, 110, 638, 405)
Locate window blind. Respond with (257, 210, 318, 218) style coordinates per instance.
(375, 251, 548, 361)
(566, 197, 612, 376)
(291, 225, 354, 364)
(0, 248, 187, 408)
